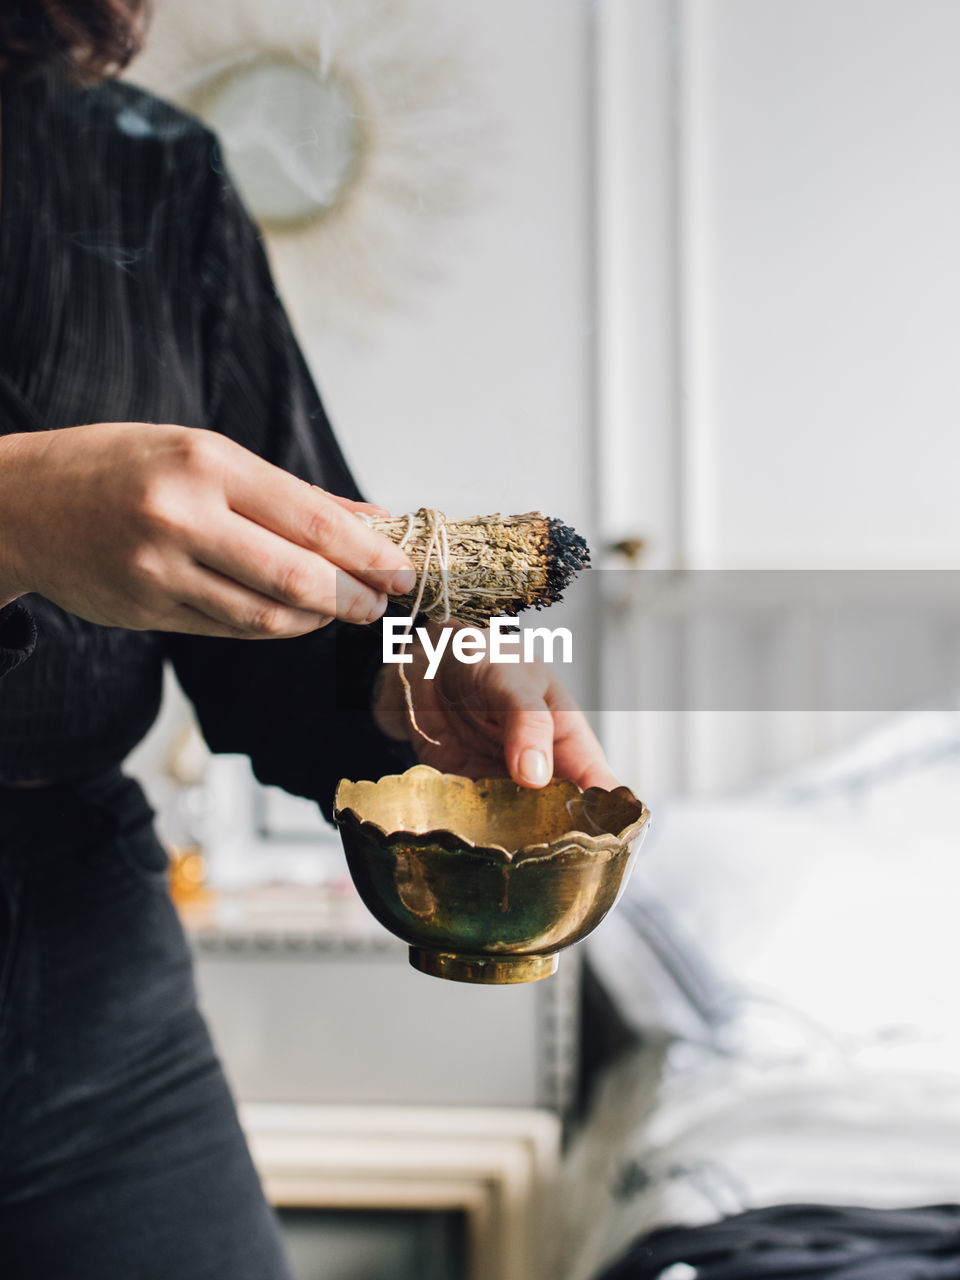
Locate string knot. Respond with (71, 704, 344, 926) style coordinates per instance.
(400, 507, 451, 623)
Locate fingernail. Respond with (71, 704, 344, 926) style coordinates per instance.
(391, 567, 417, 595)
(367, 594, 388, 622)
(519, 749, 550, 787)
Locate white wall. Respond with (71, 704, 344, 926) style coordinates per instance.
(297, 0, 594, 531)
(683, 0, 960, 568)
(131, 0, 960, 807)
(598, 0, 960, 797)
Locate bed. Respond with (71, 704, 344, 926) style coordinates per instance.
(563, 705, 960, 1279)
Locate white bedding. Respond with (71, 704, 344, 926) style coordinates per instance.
(564, 707, 960, 1280)
(562, 1045, 960, 1280)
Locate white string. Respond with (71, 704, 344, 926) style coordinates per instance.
(356, 508, 452, 746)
(397, 509, 453, 746)
(396, 511, 415, 550)
(405, 508, 451, 623)
(362, 507, 451, 620)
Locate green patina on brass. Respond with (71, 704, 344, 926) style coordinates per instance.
(334, 765, 650, 985)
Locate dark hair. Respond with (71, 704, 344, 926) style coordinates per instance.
(0, 0, 150, 83)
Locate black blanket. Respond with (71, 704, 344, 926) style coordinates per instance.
(595, 1204, 960, 1279)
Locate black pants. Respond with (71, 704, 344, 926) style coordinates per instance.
(0, 769, 294, 1279)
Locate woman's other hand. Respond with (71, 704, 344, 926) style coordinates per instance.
(0, 423, 416, 637)
(371, 619, 621, 791)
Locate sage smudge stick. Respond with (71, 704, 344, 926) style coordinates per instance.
(358, 508, 590, 628)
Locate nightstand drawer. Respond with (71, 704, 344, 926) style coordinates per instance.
(192, 932, 580, 1112)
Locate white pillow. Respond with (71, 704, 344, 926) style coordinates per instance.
(594, 708, 960, 1065)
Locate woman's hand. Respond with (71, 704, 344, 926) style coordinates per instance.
(0, 423, 416, 637)
(371, 619, 621, 791)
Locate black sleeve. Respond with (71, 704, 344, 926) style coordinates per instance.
(0, 601, 36, 678)
(167, 152, 416, 825)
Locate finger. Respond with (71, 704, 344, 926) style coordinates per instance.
(316, 489, 390, 518)
(502, 705, 555, 788)
(175, 564, 333, 638)
(159, 604, 263, 639)
(577, 762, 623, 790)
(147, 601, 322, 641)
(196, 512, 389, 625)
(552, 708, 621, 791)
(225, 458, 415, 594)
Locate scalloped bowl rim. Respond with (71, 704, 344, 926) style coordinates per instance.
(333, 764, 650, 863)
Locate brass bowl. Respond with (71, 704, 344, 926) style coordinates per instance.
(333, 764, 650, 985)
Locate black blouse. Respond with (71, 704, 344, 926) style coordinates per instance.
(0, 68, 414, 819)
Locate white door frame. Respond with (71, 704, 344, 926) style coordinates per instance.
(593, 0, 690, 795)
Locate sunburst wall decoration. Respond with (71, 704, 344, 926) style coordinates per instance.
(128, 0, 490, 334)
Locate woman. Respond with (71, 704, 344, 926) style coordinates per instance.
(0, 3, 618, 1276)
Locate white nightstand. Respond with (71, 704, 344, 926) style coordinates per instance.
(243, 1102, 561, 1280)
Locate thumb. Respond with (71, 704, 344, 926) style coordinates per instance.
(503, 706, 555, 788)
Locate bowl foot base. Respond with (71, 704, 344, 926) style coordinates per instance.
(409, 948, 559, 985)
